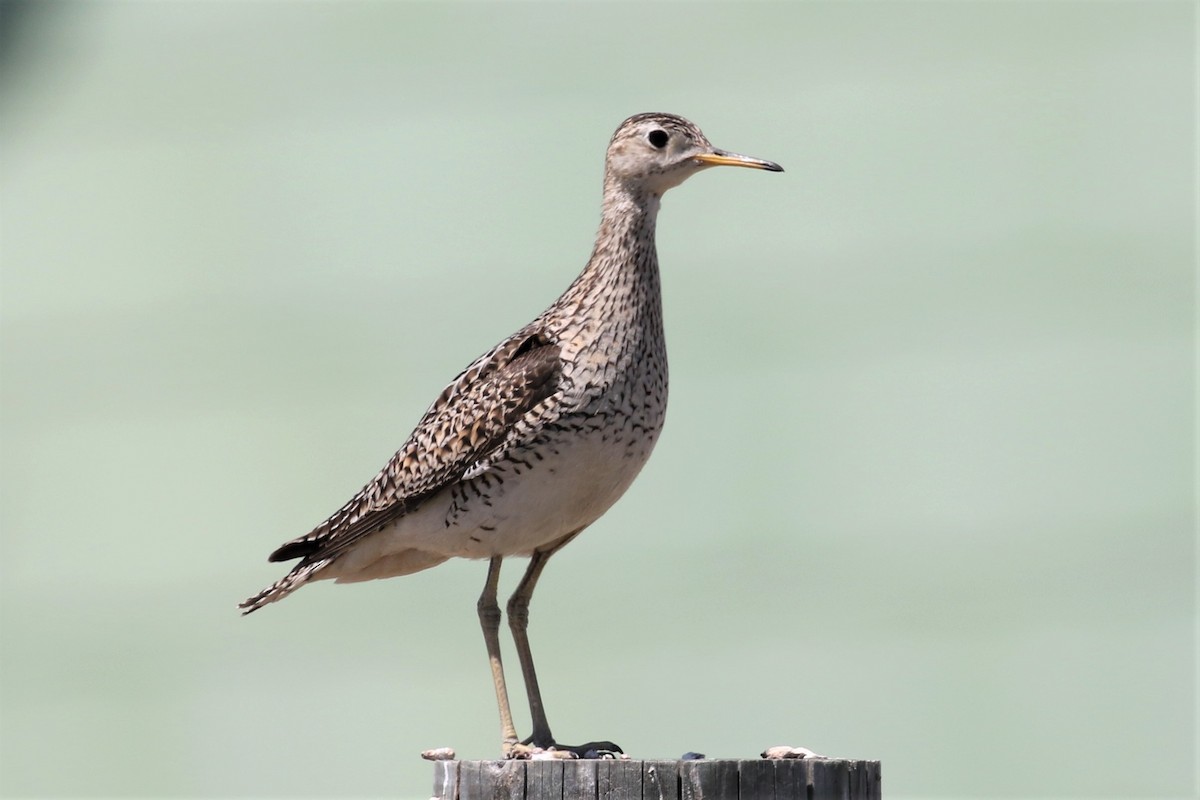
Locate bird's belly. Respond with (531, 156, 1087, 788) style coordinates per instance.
(350, 419, 660, 567)
(440, 424, 659, 557)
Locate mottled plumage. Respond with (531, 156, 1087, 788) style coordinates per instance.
(240, 113, 781, 756)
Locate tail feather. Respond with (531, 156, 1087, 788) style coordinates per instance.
(238, 558, 331, 615)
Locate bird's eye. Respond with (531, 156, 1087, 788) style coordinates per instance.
(647, 129, 669, 149)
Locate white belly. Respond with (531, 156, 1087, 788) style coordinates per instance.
(325, 424, 660, 583)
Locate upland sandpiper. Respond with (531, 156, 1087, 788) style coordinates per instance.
(240, 112, 782, 757)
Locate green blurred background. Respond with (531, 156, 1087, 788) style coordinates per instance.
(0, 1, 1193, 797)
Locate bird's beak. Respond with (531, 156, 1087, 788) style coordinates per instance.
(695, 148, 784, 173)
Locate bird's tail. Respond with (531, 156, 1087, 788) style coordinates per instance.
(238, 558, 332, 615)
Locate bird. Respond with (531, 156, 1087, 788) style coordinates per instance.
(239, 112, 782, 757)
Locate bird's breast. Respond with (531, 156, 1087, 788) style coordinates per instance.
(438, 409, 665, 558)
(359, 305, 670, 565)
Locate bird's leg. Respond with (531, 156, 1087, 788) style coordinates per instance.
(506, 543, 564, 749)
(478, 556, 520, 754)
(504, 534, 623, 760)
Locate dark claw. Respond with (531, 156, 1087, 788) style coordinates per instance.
(575, 741, 624, 759)
(526, 739, 624, 759)
(522, 733, 555, 749)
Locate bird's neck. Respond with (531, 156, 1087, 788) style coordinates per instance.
(563, 182, 662, 311)
(541, 181, 667, 384)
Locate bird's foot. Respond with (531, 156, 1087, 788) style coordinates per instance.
(505, 738, 624, 760)
(563, 740, 625, 759)
(503, 740, 572, 760)
(761, 744, 827, 760)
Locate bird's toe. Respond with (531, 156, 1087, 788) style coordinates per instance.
(569, 740, 624, 759)
(505, 741, 577, 760)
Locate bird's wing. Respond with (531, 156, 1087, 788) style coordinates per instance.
(268, 328, 563, 565)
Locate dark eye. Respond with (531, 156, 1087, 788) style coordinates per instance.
(647, 129, 669, 149)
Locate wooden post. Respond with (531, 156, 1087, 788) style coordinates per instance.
(431, 758, 881, 800)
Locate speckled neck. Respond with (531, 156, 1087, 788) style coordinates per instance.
(556, 180, 662, 321)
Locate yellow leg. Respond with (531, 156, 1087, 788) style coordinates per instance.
(478, 557, 519, 753)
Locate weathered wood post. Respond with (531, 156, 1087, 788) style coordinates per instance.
(431, 758, 882, 800)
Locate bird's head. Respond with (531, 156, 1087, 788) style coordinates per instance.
(604, 112, 783, 197)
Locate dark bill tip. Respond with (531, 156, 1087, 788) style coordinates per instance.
(695, 150, 784, 172)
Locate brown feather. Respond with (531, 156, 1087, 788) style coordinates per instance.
(267, 331, 562, 566)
